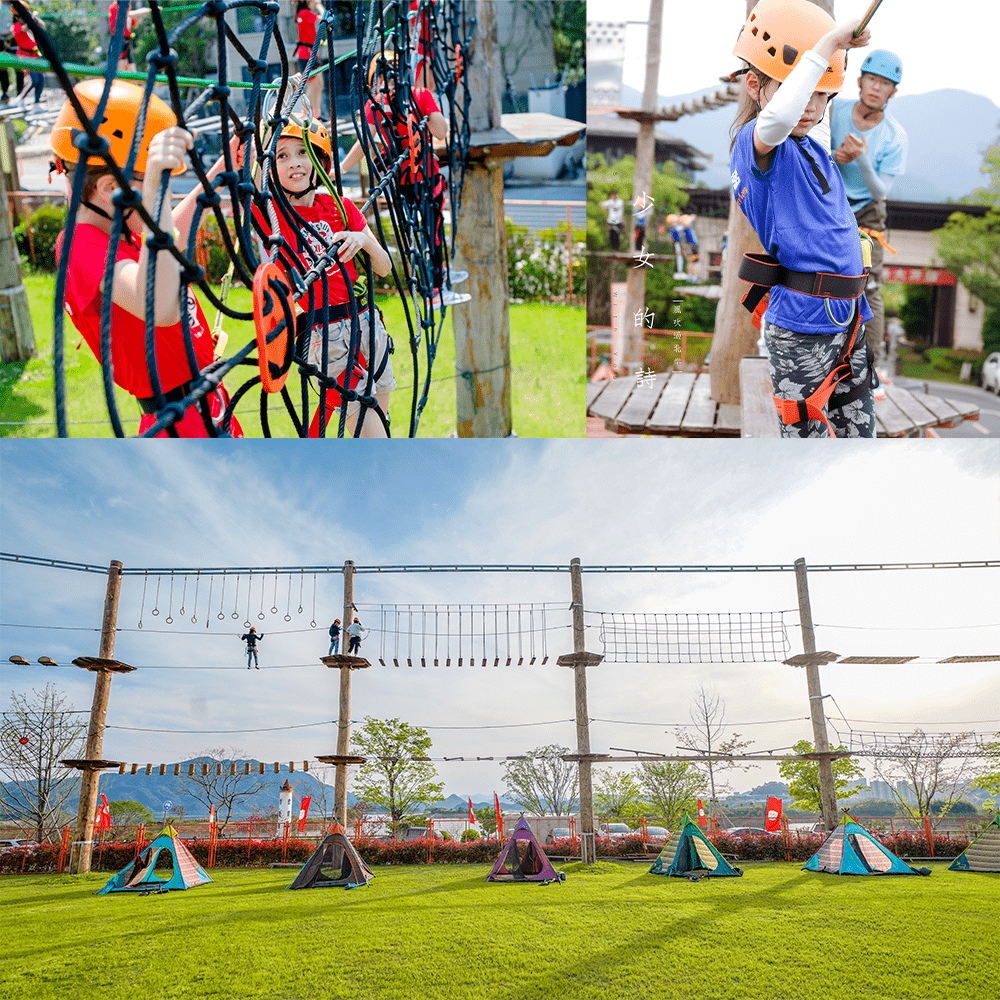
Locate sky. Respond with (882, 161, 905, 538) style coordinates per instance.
(2, 439, 997, 808)
(587, 0, 1000, 104)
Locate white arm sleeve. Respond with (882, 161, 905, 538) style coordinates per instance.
(812, 100, 832, 152)
(854, 150, 894, 201)
(755, 49, 830, 147)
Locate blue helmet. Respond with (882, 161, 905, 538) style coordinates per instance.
(861, 49, 902, 84)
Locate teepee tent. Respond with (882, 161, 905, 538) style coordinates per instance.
(487, 816, 562, 883)
(803, 815, 929, 876)
(649, 814, 743, 878)
(97, 824, 213, 894)
(287, 822, 374, 889)
(948, 814, 1000, 872)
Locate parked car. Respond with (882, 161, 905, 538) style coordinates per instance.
(980, 352, 1000, 393)
(723, 826, 772, 837)
(545, 828, 573, 845)
(643, 826, 670, 845)
(401, 827, 443, 841)
(602, 823, 634, 841)
(0, 838, 30, 852)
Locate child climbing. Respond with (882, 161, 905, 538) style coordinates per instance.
(328, 618, 341, 655)
(255, 113, 394, 438)
(341, 51, 469, 308)
(346, 618, 367, 655)
(241, 627, 263, 669)
(729, 0, 877, 438)
(51, 79, 243, 437)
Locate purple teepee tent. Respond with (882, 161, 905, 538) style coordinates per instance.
(487, 816, 563, 883)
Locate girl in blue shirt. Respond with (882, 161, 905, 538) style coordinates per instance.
(729, 0, 876, 438)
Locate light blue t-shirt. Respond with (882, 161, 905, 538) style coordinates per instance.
(731, 120, 872, 335)
(829, 100, 907, 209)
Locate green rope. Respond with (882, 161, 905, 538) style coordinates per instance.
(0, 46, 357, 90)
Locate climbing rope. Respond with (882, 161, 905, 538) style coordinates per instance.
(25, 0, 473, 438)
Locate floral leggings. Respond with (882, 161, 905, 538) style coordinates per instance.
(763, 319, 876, 438)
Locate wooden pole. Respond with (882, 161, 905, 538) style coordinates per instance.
(71, 560, 123, 874)
(794, 557, 839, 832)
(569, 558, 596, 864)
(621, 0, 663, 376)
(334, 560, 355, 827)
(451, 0, 511, 436)
(0, 120, 34, 363)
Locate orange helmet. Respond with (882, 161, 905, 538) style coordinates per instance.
(368, 50, 398, 89)
(50, 78, 186, 175)
(276, 117, 332, 165)
(732, 0, 845, 93)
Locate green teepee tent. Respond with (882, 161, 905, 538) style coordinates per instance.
(649, 814, 743, 878)
(948, 814, 1000, 872)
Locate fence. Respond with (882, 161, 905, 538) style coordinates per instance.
(505, 199, 585, 302)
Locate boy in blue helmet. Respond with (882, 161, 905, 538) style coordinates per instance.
(830, 49, 908, 360)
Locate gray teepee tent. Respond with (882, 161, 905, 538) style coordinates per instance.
(948, 814, 1000, 872)
(287, 822, 374, 889)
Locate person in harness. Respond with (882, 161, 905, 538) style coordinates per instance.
(729, 0, 877, 438)
(241, 627, 263, 669)
(328, 618, 341, 655)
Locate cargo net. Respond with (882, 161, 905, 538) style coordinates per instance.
(597, 611, 791, 663)
(824, 726, 992, 759)
(359, 602, 569, 666)
(30, 0, 472, 437)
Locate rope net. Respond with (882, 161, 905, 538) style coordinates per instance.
(28, 0, 473, 437)
(597, 611, 791, 663)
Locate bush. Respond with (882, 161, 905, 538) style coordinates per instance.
(460, 829, 480, 842)
(507, 219, 585, 302)
(16, 204, 68, 272)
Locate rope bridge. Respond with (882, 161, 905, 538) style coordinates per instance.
(597, 611, 791, 663)
(21, 0, 473, 437)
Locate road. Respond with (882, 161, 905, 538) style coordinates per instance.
(891, 376, 1000, 438)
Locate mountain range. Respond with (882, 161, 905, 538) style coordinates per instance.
(620, 85, 999, 203)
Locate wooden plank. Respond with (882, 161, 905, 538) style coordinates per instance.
(588, 376, 635, 422)
(468, 114, 585, 159)
(882, 386, 937, 432)
(680, 372, 717, 434)
(931, 392, 980, 423)
(586, 381, 606, 408)
(647, 372, 696, 431)
(615, 373, 668, 431)
(716, 402, 742, 434)
(874, 391, 919, 437)
(739, 356, 780, 438)
(909, 391, 963, 428)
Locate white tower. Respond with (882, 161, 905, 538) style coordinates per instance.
(278, 779, 293, 834)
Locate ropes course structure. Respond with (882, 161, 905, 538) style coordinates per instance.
(19, 0, 474, 437)
(596, 610, 791, 663)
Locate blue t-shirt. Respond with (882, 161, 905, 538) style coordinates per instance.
(731, 119, 872, 334)
(830, 100, 907, 209)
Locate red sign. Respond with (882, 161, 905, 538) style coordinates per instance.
(885, 266, 956, 286)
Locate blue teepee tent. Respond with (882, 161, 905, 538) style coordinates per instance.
(803, 816, 929, 876)
(649, 814, 743, 878)
(97, 824, 213, 894)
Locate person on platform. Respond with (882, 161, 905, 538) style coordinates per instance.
(600, 189, 624, 251)
(241, 627, 263, 669)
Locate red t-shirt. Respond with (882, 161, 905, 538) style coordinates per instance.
(255, 193, 368, 308)
(56, 224, 214, 399)
(109, 4, 133, 40)
(365, 87, 442, 184)
(13, 23, 37, 58)
(296, 9, 318, 60)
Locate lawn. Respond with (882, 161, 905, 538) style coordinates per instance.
(2, 275, 584, 438)
(2, 861, 997, 1000)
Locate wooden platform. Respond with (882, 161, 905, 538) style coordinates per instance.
(587, 359, 980, 438)
(467, 113, 585, 160)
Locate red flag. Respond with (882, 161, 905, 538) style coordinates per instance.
(94, 793, 111, 830)
(765, 796, 783, 833)
(209, 804, 216, 830)
(298, 796, 311, 833)
(697, 799, 707, 827)
(494, 792, 503, 839)
(468, 798, 476, 824)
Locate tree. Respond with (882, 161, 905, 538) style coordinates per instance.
(132, 0, 216, 83)
(33, 1, 101, 65)
(0, 685, 86, 842)
(107, 799, 152, 838)
(473, 805, 498, 836)
(968, 735, 1000, 810)
(635, 760, 704, 820)
(778, 740, 866, 812)
(172, 747, 268, 835)
(593, 768, 643, 818)
(872, 729, 980, 827)
(502, 745, 577, 816)
(675, 684, 756, 812)
(351, 718, 444, 836)
(550, 0, 584, 84)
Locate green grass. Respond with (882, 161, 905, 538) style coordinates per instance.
(3, 862, 997, 1000)
(2, 275, 584, 438)
(894, 344, 971, 386)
